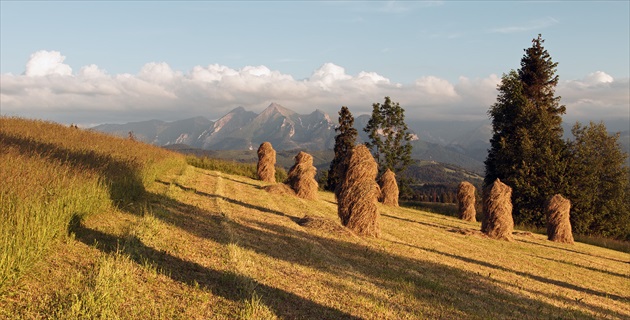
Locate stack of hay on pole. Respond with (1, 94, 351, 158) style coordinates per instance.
(378, 169, 399, 207)
(457, 181, 477, 222)
(257, 142, 276, 183)
(286, 151, 318, 200)
(481, 178, 514, 241)
(337, 145, 381, 237)
(545, 194, 574, 244)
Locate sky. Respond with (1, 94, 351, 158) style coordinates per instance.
(1, 1, 629, 129)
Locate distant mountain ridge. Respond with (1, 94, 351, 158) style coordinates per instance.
(92, 103, 488, 173)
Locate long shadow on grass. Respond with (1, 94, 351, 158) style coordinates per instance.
(517, 238, 630, 265)
(70, 220, 361, 320)
(0, 132, 145, 208)
(155, 180, 293, 220)
(145, 190, 597, 318)
(528, 254, 629, 279)
(387, 239, 629, 302)
(382, 213, 454, 231)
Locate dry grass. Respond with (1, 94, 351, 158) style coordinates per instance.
(1, 125, 629, 319)
(457, 181, 477, 222)
(257, 142, 276, 183)
(337, 145, 381, 238)
(378, 169, 399, 207)
(546, 194, 574, 244)
(481, 179, 514, 241)
(286, 151, 318, 200)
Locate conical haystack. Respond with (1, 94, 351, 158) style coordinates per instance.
(457, 181, 477, 222)
(545, 194, 574, 244)
(286, 151, 318, 200)
(481, 179, 514, 241)
(257, 142, 276, 183)
(378, 169, 399, 207)
(337, 145, 381, 237)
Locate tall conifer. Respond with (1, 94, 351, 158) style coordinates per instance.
(485, 35, 568, 227)
(326, 106, 358, 192)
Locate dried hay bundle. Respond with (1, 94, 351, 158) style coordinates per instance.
(337, 145, 381, 237)
(481, 179, 514, 241)
(457, 181, 477, 222)
(286, 151, 318, 200)
(546, 194, 574, 244)
(263, 183, 295, 196)
(297, 215, 353, 236)
(257, 142, 276, 183)
(378, 169, 399, 207)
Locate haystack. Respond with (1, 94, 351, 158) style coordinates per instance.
(545, 194, 574, 244)
(457, 181, 477, 222)
(337, 145, 381, 237)
(286, 151, 318, 200)
(481, 178, 514, 241)
(263, 183, 295, 196)
(378, 169, 399, 207)
(257, 142, 276, 183)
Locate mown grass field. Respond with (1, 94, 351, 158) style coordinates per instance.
(1, 117, 629, 319)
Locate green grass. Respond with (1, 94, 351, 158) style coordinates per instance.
(186, 155, 287, 182)
(0, 117, 186, 292)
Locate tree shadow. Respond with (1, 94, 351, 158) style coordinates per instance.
(528, 254, 629, 279)
(154, 180, 296, 221)
(385, 239, 628, 302)
(382, 213, 454, 231)
(517, 238, 630, 265)
(69, 219, 361, 320)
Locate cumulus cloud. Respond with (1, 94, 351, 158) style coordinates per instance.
(24, 50, 73, 77)
(558, 71, 630, 121)
(1, 50, 628, 126)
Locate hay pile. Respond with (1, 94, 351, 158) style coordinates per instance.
(297, 215, 353, 236)
(457, 181, 477, 222)
(545, 194, 574, 244)
(337, 145, 381, 237)
(263, 183, 295, 196)
(378, 169, 399, 207)
(481, 179, 514, 241)
(257, 142, 276, 183)
(286, 151, 318, 200)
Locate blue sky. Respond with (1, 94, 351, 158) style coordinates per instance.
(1, 1, 629, 127)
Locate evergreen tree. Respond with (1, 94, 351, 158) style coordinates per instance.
(326, 106, 358, 192)
(485, 35, 568, 227)
(567, 122, 630, 239)
(364, 96, 413, 175)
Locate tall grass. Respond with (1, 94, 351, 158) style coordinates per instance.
(0, 117, 186, 291)
(186, 155, 287, 182)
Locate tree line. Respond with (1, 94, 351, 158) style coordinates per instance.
(327, 35, 629, 240)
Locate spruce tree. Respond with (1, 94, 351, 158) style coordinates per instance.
(364, 96, 413, 175)
(567, 122, 630, 239)
(326, 106, 358, 192)
(485, 35, 568, 227)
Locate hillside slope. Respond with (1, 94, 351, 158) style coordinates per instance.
(1, 166, 629, 319)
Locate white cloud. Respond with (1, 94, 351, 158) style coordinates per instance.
(489, 16, 559, 34)
(558, 72, 630, 121)
(1, 51, 628, 125)
(24, 50, 73, 77)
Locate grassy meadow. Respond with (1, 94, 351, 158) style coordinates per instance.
(0, 117, 186, 292)
(1, 117, 629, 319)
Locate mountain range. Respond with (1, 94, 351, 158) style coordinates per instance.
(90, 103, 495, 173)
